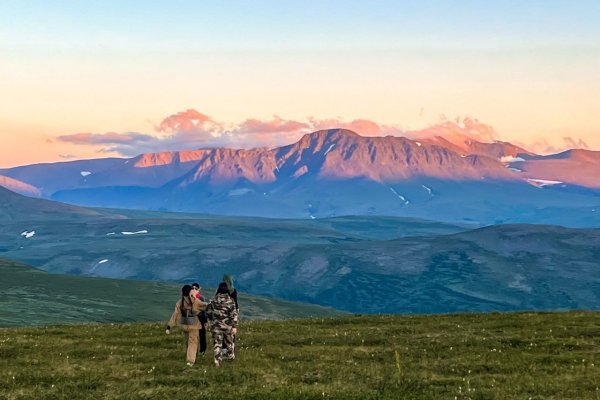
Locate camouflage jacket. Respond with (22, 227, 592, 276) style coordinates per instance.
(206, 293, 239, 330)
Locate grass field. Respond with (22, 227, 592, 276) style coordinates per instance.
(1, 312, 599, 399)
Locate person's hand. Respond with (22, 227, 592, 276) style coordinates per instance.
(231, 327, 237, 336)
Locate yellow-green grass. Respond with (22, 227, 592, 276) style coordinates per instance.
(1, 312, 599, 399)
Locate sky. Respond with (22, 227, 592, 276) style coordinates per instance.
(1, 0, 599, 167)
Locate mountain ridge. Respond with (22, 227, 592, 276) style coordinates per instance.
(1, 128, 598, 225)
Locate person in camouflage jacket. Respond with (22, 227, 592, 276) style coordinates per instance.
(206, 282, 239, 367)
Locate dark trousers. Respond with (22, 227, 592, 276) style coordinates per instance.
(199, 325, 207, 354)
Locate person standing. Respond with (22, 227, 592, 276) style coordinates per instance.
(206, 282, 239, 368)
(166, 284, 207, 366)
(222, 274, 239, 358)
(191, 282, 208, 355)
(223, 274, 239, 311)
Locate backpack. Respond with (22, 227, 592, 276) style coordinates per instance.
(179, 300, 197, 325)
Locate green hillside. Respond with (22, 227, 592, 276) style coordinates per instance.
(0, 259, 342, 327)
(1, 312, 599, 399)
(3, 212, 598, 314)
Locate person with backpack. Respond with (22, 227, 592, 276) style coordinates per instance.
(191, 282, 208, 355)
(206, 282, 239, 368)
(165, 284, 208, 366)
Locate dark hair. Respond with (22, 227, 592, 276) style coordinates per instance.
(191, 282, 200, 289)
(216, 282, 229, 295)
(181, 284, 193, 311)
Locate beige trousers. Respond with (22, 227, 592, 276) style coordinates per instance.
(181, 326, 200, 364)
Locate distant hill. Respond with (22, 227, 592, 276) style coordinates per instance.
(2, 194, 598, 314)
(511, 149, 600, 189)
(0, 258, 343, 327)
(2, 126, 599, 226)
(0, 186, 123, 222)
(0, 175, 40, 197)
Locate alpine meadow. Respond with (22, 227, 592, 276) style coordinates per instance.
(1, 1, 600, 399)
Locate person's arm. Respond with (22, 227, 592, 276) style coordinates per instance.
(232, 290, 239, 311)
(231, 301, 239, 329)
(197, 300, 209, 311)
(166, 300, 181, 333)
(205, 301, 214, 320)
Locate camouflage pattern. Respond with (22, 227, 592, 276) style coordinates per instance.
(211, 329, 234, 363)
(206, 293, 238, 363)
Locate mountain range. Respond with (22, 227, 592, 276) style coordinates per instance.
(1, 125, 599, 226)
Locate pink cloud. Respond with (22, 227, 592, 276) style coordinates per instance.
(515, 136, 591, 155)
(58, 132, 155, 145)
(308, 117, 404, 137)
(515, 139, 558, 155)
(563, 136, 589, 150)
(157, 109, 222, 134)
(237, 116, 310, 134)
(406, 118, 499, 143)
(56, 108, 595, 158)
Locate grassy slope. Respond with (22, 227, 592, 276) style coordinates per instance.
(0, 259, 342, 327)
(1, 312, 599, 399)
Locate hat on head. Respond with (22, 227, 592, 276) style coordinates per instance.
(216, 282, 229, 294)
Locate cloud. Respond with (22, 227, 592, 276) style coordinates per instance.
(402, 117, 501, 148)
(237, 116, 310, 134)
(58, 132, 155, 146)
(58, 154, 77, 159)
(157, 109, 222, 134)
(516, 138, 559, 155)
(515, 136, 591, 155)
(231, 116, 312, 148)
(562, 136, 589, 149)
(56, 108, 595, 157)
(58, 111, 318, 156)
(308, 117, 409, 137)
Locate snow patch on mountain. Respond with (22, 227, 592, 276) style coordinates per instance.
(527, 179, 563, 188)
(21, 230, 36, 238)
(500, 156, 526, 163)
(389, 187, 409, 205)
(421, 185, 433, 196)
(90, 259, 109, 273)
(121, 230, 148, 235)
(324, 144, 336, 155)
(80, 171, 92, 177)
